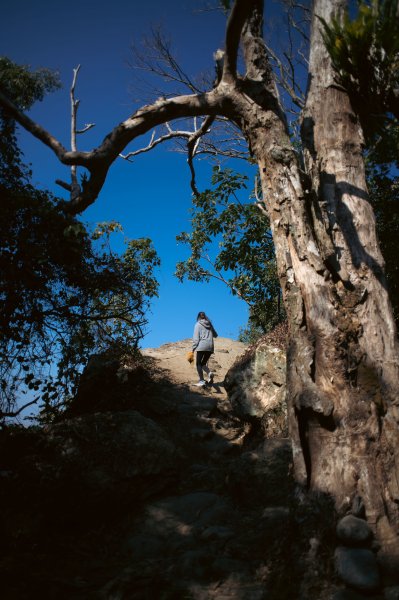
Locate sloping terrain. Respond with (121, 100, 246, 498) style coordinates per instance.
(0, 338, 336, 599)
(142, 336, 248, 393)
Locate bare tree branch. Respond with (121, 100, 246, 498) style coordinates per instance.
(187, 115, 215, 195)
(223, 0, 257, 82)
(120, 127, 194, 161)
(266, 43, 305, 109)
(76, 123, 95, 134)
(55, 179, 72, 192)
(0, 88, 70, 161)
(0, 88, 223, 213)
(262, 0, 309, 111)
(120, 115, 215, 195)
(70, 65, 80, 196)
(0, 398, 38, 419)
(130, 27, 205, 96)
(0, 0, 258, 213)
(199, 253, 249, 303)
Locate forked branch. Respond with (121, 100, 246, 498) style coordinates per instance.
(0, 0, 258, 214)
(223, 0, 257, 83)
(0, 87, 222, 213)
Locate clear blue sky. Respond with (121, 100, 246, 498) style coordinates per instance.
(1, 1, 286, 347)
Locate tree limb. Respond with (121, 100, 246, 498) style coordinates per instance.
(120, 115, 215, 195)
(0, 88, 70, 162)
(223, 0, 257, 83)
(0, 88, 223, 213)
(55, 179, 72, 192)
(0, 0, 263, 214)
(130, 27, 205, 95)
(0, 398, 38, 419)
(119, 128, 194, 161)
(70, 65, 80, 196)
(187, 115, 215, 196)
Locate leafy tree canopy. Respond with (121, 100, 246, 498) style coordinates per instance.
(176, 167, 284, 338)
(0, 58, 160, 422)
(320, 0, 399, 164)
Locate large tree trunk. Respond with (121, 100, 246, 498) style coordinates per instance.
(299, 0, 399, 554)
(238, 0, 399, 567)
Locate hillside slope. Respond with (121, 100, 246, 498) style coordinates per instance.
(142, 337, 248, 393)
(0, 338, 336, 600)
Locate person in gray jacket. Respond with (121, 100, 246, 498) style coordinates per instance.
(192, 311, 218, 387)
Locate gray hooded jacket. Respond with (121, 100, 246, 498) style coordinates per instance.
(192, 319, 218, 352)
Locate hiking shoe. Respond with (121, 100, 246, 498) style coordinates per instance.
(194, 380, 206, 387)
(207, 372, 214, 384)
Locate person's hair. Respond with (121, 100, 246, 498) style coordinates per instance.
(197, 311, 208, 321)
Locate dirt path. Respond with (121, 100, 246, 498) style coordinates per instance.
(142, 337, 248, 394)
(110, 339, 296, 599)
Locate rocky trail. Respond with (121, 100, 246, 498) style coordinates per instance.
(3, 336, 397, 599)
(0, 338, 324, 599)
(125, 338, 295, 599)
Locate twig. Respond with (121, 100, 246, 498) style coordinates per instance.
(70, 65, 81, 195)
(187, 115, 215, 196)
(119, 129, 194, 161)
(0, 398, 38, 419)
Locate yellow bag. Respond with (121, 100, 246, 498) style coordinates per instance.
(186, 350, 194, 364)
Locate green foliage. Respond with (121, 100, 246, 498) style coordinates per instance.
(0, 57, 61, 188)
(237, 322, 265, 345)
(0, 59, 160, 420)
(320, 0, 399, 158)
(0, 183, 160, 419)
(220, 0, 231, 10)
(0, 56, 61, 110)
(366, 164, 399, 323)
(176, 167, 284, 333)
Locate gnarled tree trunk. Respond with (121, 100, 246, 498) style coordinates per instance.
(238, 0, 399, 567)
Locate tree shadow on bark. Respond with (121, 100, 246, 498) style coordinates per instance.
(321, 173, 388, 290)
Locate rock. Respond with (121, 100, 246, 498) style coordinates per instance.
(337, 515, 373, 545)
(142, 492, 235, 538)
(64, 350, 153, 417)
(224, 335, 287, 435)
(174, 549, 213, 579)
(332, 589, 376, 600)
(335, 546, 381, 592)
(385, 586, 399, 600)
(228, 438, 293, 508)
(200, 526, 235, 541)
(46, 410, 179, 510)
(211, 556, 249, 576)
(126, 532, 166, 559)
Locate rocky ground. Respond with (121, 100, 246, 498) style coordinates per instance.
(1, 336, 378, 599)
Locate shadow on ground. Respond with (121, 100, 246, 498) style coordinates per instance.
(0, 356, 338, 599)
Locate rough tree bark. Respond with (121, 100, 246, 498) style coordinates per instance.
(298, 0, 399, 563)
(1, 0, 399, 567)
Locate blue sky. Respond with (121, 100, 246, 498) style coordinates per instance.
(1, 1, 285, 347)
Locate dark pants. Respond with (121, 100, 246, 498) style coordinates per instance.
(196, 351, 212, 381)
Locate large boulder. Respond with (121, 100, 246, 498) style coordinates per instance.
(0, 410, 179, 540)
(64, 350, 151, 417)
(44, 410, 179, 508)
(224, 326, 287, 436)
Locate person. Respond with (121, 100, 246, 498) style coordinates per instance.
(192, 311, 218, 387)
